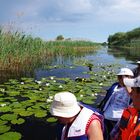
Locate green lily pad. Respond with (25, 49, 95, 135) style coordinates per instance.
(0, 106, 12, 113)
(8, 79, 19, 85)
(0, 120, 8, 125)
(46, 117, 57, 123)
(21, 77, 34, 83)
(10, 102, 22, 108)
(1, 114, 17, 121)
(6, 91, 20, 96)
(19, 110, 33, 117)
(34, 110, 47, 118)
(0, 131, 22, 140)
(11, 118, 25, 125)
(82, 98, 94, 105)
(0, 125, 11, 134)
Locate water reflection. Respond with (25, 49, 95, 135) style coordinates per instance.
(108, 47, 140, 62)
(35, 46, 137, 81)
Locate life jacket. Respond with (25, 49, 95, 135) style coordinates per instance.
(118, 106, 140, 140)
(61, 106, 104, 140)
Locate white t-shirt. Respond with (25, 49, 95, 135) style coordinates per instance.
(104, 86, 130, 121)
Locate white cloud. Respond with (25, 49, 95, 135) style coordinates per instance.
(58, 0, 93, 13)
(0, 0, 140, 42)
(93, 0, 140, 23)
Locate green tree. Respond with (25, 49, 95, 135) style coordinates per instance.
(56, 35, 64, 40)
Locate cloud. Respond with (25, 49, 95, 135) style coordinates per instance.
(95, 0, 140, 23)
(0, 0, 140, 42)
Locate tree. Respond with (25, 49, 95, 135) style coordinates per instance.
(56, 35, 64, 40)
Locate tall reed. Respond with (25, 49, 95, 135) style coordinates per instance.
(0, 30, 100, 72)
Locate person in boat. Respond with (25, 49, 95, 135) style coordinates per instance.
(98, 68, 134, 139)
(50, 91, 104, 140)
(110, 75, 140, 140)
(132, 59, 140, 78)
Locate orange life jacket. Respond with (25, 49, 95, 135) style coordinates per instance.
(118, 107, 140, 140)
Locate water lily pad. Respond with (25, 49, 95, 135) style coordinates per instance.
(10, 102, 22, 108)
(19, 110, 33, 117)
(8, 79, 19, 85)
(1, 114, 17, 121)
(46, 117, 57, 123)
(34, 110, 47, 118)
(0, 120, 8, 125)
(0, 125, 11, 134)
(0, 131, 21, 140)
(82, 98, 94, 105)
(11, 118, 25, 125)
(0, 106, 12, 113)
(6, 91, 20, 96)
(21, 77, 34, 83)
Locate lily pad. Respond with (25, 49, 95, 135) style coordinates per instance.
(1, 114, 17, 121)
(0, 132, 22, 140)
(0, 106, 12, 113)
(11, 118, 25, 125)
(0, 120, 8, 125)
(6, 91, 20, 96)
(34, 110, 47, 118)
(82, 98, 94, 105)
(0, 125, 11, 134)
(46, 117, 57, 123)
(19, 110, 33, 117)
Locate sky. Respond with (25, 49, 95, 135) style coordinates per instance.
(0, 0, 140, 42)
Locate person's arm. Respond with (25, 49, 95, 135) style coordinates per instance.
(87, 120, 103, 140)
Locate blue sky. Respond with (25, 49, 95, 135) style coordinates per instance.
(0, 0, 140, 42)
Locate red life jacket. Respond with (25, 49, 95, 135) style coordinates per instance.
(118, 107, 140, 140)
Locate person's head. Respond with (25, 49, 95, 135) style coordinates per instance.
(50, 91, 81, 124)
(117, 68, 134, 86)
(136, 59, 140, 68)
(124, 76, 140, 110)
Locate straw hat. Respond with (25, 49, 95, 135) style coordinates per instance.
(117, 68, 134, 76)
(50, 92, 81, 118)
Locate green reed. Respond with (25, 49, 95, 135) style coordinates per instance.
(0, 30, 100, 71)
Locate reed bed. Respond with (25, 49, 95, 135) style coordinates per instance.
(0, 30, 100, 72)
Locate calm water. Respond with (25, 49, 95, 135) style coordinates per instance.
(34, 46, 136, 81)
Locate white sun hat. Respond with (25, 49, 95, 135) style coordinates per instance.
(123, 76, 140, 87)
(117, 68, 134, 76)
(136, 60, 140, 64)
(50, 92, 81, 118)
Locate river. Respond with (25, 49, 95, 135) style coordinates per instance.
(34, 46, 136, 81)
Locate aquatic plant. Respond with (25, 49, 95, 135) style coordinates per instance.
(0, 29, 100, 73)
(0, 63, 118, 138)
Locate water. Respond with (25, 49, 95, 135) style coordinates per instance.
(34, 46, 136, 81)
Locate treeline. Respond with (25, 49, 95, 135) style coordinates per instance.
(108, 27, 140, 47)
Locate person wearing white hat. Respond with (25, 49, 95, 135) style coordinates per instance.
(133, 59, 140, 78)
(50, 91, 104, 140)
(98, 67, 134, 140)
(110, 76, 140, 140)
